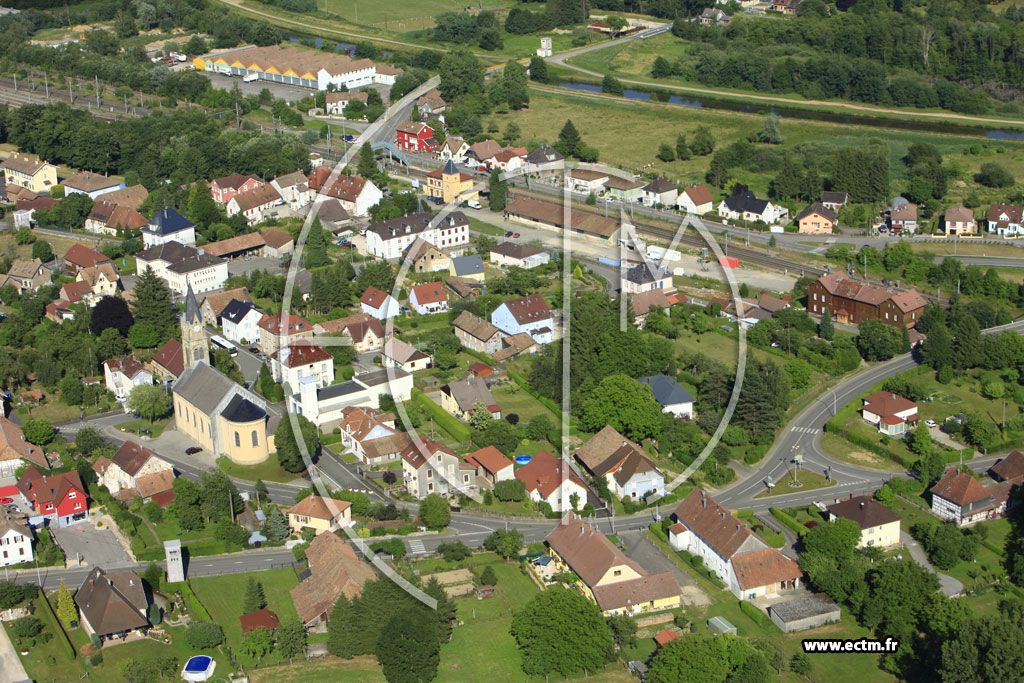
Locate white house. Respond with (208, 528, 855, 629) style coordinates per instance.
(382, 338, 431, 373)
(292, 369, 413, 429)
(359, 286, 400, 320)
(566, 168, 609, 194)
(622, 263, 673, 295)
(220, 300, 263, 345)
(438, 137, 470, 163)
(135, 242, 228, 295)
(141, 208, 196, 248)
(638, 375, 694, 419)
(575, 426, 664, 501)
(515, 450, 588, 513)
(0, 508, 32, 568)
(465, 446, 513, 484)
(60, 172, 124, 200)
(307, 167, 383, 218)
(489, 242, 550, 270)
(271, 171, 312, 209)
(861, 391, 918, 437)
(400, 439, 476, 499)
(409, 281, 448, 315)
(641, 178, 678, 207)
(334, 405, 411, 466)
(491, 294, 554, 345)
(718, 191, 788, 224)
(930, 468, 1009, 526)
(363, 211, 470, 260)
(670, 489, 801, 600)
(677, 184, 714, 214)
(103, 355, 153, 402)
(226, 185, 283, 226)
(271, 342, 335, 389)
(92, 440, 175, 503)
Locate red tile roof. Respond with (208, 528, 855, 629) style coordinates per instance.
(825, 495, 901, 530)
(503, 294, 551, 326)
(930, 468, 992, 507)
(211, 172, 259, 191)
(111, 440, 160, 477)
(360, 285, 394, 310)
(307, 168, 368, 203)
(272, 342, 332, 367)
(465, 446, 513, 475)
(64, 243, 110, 269)
(862, 391, 917, 418)
(516, 450, 586, 499)
(411, 282, 447, 306)
(258, 312, 311, 336)
(672, 488, 757, 559)
(150, 338, 184, 377)
(239, 608, 279, 633)
(654, 629, 680, 647)
(288, 495, 350, 522)
(991, 450, 1024, 483)
(731, 548, 802, 591)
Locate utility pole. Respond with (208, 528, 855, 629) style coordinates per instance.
(95, 75, 99, 106)
(124, 93, 128, 114)
(235, 102, 240, 129)
(67, 76, 72, 104)
(228, 490, 234, 520)
(44, 71, 48, 99)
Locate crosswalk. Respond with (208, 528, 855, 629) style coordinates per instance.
(790, 427, 819, 435)
(408, 539, 427, 555)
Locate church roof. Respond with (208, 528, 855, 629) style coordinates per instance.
(184, 282, 201, 325)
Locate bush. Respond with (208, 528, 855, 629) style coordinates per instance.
(770, 507, 806, 538)
(739, 600, 772, 628)
(184, 621, 225, 650)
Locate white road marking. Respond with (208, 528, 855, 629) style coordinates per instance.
(408, 539, 427, 555)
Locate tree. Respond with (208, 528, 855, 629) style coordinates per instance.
(493, 478, 527, 503)
(975, 162, 1015, 188)
(303, 215, 330, 269)
(31, 240, 53, 262)
(419, 494, 451, 528)
(438, 48, 484, 101)
(275, 414, 318, 474)
(184, 621, 225, 649)
(149, 602, 163, 625)
(21, 418, 54, 446)
(601, 74, 624, 96)
(756, 112, 785, 144)
(10, 615, 42, 640)
(56, 580, 77, 628)
(906, 426, 932, 458)
(581, 373, 663, 441)
(790, 652, 813, 675)
(126, 384, 172, 423)
(526, 414, 553, 441)
(921, 324, 953, 371)
(510, 588, 616, 677)
(657, 143, 676, 162)
(357, 142, 378, 180)
(607, 614, 638, 649)
(241, 626, 274, 665)
(471, 419, 521, 455)
(128, 322, 160, 349)
(488, 168, 507, 211)
(90, 296, 134, 337)
(480, 564, 498, 586)
(690, 125, 715, 156)
(244, 577, 267, 613)
(74, 427, 105, 455)
(558, 119, 582, 158)
(529, 56, 549, 83)
(652, 55, 674, 78)
(819, 309, 834, 340)
(262, 506, 290, 541)
(675, 133, 690, 161)
(803, 518, 861, 560)
(276, 619, 307, 663)
(483, 528, 524, 559)
(141, 562, 162, 593)
(131, 267, 177, 339)
(437, 541, 472, 562)
(855, 319, 903, 361)
(706, 155, 730, 188)
(376, 608, 440, 683)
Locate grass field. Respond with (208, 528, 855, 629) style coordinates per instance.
(190, 568, 302, 669)
(217, 454, 305, 483)
(316, 0, 519, 32)
(754, 469, 835, 498)
(820, 431, 904, 471)
(496, 86, 1024, 205)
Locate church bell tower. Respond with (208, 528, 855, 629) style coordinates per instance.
(181, 282, 209, 370)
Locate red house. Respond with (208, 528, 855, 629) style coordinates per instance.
(17, 467, 88, 527)
(209, 172, 262, 205)
(395, 121, 438, 153)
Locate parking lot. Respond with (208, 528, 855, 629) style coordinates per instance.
(51, 522, 134, 568)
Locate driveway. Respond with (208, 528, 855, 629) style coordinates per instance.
(900, 530, 963, 597)
(0, 620, 28, 683)
(51, 522, 134, 569)
(620, 530, 694, 588)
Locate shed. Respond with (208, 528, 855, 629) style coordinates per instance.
(769, 595, 841, 633)
(707, 616, 737, 635)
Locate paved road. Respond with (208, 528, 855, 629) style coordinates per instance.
(900, 530, 963, 597)
(0, 618, 29, 683)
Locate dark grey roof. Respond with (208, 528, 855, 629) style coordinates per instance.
(723, 191, 769, 215)
(367, 211, 468, 242)
(167, 253, 222, 274)
(221, 299, 257, 324)
(184, 283, 201, 325)
(452, 254, 484, 276)
(642, 178, 676, 194)
(795, 202, 837, 223)
(137, 241, 197, 264)
(821, 191, 848, 204)
(625, 262, 668, 285)
(146, 207, 195, 235)
(356, 368, 411, 387)
(314, 380, 365, 401)
(443, 159, 457, 175)
(221, 394, 266, 423)
(638, 375, 694, 407)
(525, 145, 563, 164)
(172, 361, 238, 415)
(74, 567, 148, 636)
(769, 595, 840, 622)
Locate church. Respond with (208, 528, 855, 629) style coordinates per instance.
(171, 284, 279, 465)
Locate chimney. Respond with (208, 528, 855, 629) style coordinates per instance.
(736, 524, 742, 531)
(579, 525, 584, 536)
(859, 502, 865, 509)
(701, 491, 706, 508)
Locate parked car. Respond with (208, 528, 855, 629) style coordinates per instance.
(512, 233, 520, 238)
(925, 419, 938, 428)
(0, 497, 12, 505)
(504, 231, 513, 237)
(185, 446, 203, 455)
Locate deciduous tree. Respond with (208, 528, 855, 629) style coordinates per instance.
(510, 588, 616, 677)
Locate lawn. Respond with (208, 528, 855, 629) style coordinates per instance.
(118, 416, 173, 439)
(755, 469, 836, 498)
(217, 455, 305, 483)
(820, 431, 904, 471)
(494, 86, 1024, 206)
(250, 655, 386, 682)
(492, 382, 557, 423)
(10, 595, 84, 682)
(190, 568, 301, 669)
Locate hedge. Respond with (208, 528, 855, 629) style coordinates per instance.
(507, 370, 563, 418)
(411, 388, 472, 442)
(739, 599, 773, 629)
(461, 347, 497, 367)
(752, 525, 786, 548)
(39, 593, 75, 659)
(770, 507, 807, 538)
(982, 539, 1006, 559)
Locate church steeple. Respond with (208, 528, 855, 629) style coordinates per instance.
(181, 282, 209, 370)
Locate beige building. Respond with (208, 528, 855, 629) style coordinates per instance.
(440, 377, 500, 421)
(172, 361, 278, 465)
(287, 495, 352, 535)
(92, 440, 175, 504)
(452, 311, 506, 354)
(76, 263, 120, 305)
(825, 495, 901, 548)
(426, 160, 478, 205)
(2, 258, 50, 294)
(400, 440, 476, 499)
(1, 152, 57, 194)
(258, 312, 314, 356)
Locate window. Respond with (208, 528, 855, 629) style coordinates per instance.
(68, 491, 76, 499)
(613, 570, 621, 577)
(252, 431, 259, 447)
(427, 470, 433, 478)
(235, 432, 241, 447)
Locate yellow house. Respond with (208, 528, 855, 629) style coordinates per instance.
(795, 202, 837, 235)
(1, 152, 57, 194)
(287, 496, 352, 535)
(545, 513, 681, 616)
(825, 495, 902, 548)
(172, 361, 277, 465)
(426, 160, 478, 205)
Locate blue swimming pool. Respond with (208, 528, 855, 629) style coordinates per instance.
(184, 656, 212, 673)
(515, 455, 532, 465)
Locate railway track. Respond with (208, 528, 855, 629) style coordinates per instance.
(0, 84, 146, 122)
